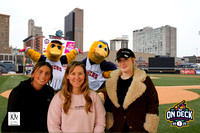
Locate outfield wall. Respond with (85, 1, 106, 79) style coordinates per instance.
(0, 62, 15, 73)
(180, 70, 200, 75)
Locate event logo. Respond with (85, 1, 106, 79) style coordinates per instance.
(165, 100, 194, 128)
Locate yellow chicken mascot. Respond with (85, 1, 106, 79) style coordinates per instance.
(81, 40, 117, 95)
(20, 40, 82, 91)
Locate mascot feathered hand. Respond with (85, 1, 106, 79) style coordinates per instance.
(19, 40, 83, 90)
(81, 40, 117, 96)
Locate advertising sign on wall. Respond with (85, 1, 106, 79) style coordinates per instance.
(195, 70, 200, 75)
(180, 70, 195, 75)
(42, 38, 75, 55)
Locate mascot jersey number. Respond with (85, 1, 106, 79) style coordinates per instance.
(20, 40, 82, 90)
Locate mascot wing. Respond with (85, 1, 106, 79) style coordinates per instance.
(65, 49, 79, 63)
(26, 48, 41, 62)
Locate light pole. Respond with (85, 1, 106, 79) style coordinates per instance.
(75, 27, 83, 61)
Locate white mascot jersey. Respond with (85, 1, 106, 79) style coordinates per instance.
(86, 57, 106, 91)
(46, 58, 65, 90)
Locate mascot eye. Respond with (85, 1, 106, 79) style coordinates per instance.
(97, 44, 102, 48)
(104, 47, 108, 52)
(57, 45, 62, 50)
(51, 44, 55, 48)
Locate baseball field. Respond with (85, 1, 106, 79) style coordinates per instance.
(0, 74, 200, 132)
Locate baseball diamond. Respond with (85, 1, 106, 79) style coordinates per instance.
(1, 75, 200, 105)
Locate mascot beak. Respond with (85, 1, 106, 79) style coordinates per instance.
(49, 47, 62, 58)
(94, 48, 107, 59)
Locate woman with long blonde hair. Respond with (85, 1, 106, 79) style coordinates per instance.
(47, 61, 105, 132)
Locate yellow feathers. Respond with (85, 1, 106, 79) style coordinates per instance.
(26, 49, 41, 62)
(88, 41, 109, 64)
(66, 49, 78, 63)
(46, 42, 63, 62)
(102, 71, 112, 78)
(26, 40, 78, 64)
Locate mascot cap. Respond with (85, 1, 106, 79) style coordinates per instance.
(116, 48, 135, 60)
(99, 40, 110, 57)
(50, 40, 63, 45)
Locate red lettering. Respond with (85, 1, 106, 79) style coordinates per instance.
(94, 73, 98, 79)
(87, 70, 98, 79)
(51, 65, 62, 72)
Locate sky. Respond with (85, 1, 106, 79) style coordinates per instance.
(1, 0, 200, 57)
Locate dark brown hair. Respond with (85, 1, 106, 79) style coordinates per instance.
(31, 61, 53, 85)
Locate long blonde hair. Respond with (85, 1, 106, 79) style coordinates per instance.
(59, 61, 92, 114)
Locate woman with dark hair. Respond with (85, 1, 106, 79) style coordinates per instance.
(47, 61, 105, 132)
(2, 61, 54, 132)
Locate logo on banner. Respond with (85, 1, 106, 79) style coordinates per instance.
(49, 30, 68, 40)
(8, 112, 20, 126)
(42, 38, 75, 55)
(165, 100, 194, 128)
(64, 41, 75, 53)
(55, 30, 63, 37)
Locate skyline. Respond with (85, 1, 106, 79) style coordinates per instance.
(1, 0, 200, 57)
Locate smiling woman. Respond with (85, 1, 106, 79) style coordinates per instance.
(47, 61, 106, 132)
(31, 64, 52, 91)
(105, 48, 159, 132)
(66, 65, 85, 93)
(1, 61, 54, 133)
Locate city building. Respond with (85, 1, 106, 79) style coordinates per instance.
(175, 57, 189, 66)
(196, 56, 200, 63)
(0, 13, 12, 54)
(28, 19, 43, 36)
(12, 48, 24, 65)
(133, 25, 177, 57)
(110, 35, 129, 50)
(64, 8, 83, 51)
(183, 55, 197, 64)
(23, 34, 44, 64)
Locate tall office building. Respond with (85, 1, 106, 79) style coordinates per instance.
(133, 25, 176, 57)
(0, 14, 12, 54)
(110, 35, 129, 50)
(28, 19, 43, 36)
(64, 8, 83, 51)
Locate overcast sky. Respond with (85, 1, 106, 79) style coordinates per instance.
(1, 0, 200, 57)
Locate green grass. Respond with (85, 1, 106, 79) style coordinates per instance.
(149, 74, 200, 86)
(0, 75, 28, 130)
(158, 89, 200, 132)
(152, 74, 200, 132)
(0, 75, 29, 93)
(0, 74, 200, 132)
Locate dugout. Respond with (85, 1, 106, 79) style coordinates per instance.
(0, 62, 15, 73)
